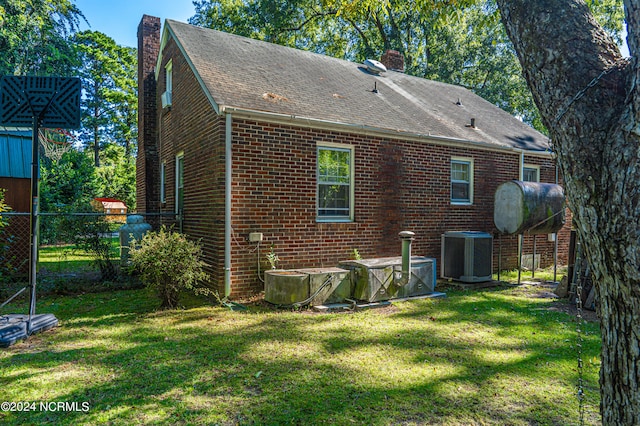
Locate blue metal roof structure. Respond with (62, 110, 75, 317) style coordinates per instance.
(0, 128, 31, 179)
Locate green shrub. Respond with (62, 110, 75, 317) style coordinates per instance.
(72, 216, 118, 279)
(129, 227, 210, 309)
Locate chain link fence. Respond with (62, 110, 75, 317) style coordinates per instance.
(0, 212, 176, 302)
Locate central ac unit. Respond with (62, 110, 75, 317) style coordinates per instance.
(441, 231, 492, 283)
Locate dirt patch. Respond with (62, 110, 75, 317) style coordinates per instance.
(513, 280, 599, 323)
(547, 299, 599, 322)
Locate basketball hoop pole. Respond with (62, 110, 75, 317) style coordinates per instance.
(27, 98, 54, 334)
(27, 115, 38, 332)
(0, 75, 80, 341)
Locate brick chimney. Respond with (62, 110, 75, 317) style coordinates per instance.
(380, 50, 405, 73)
(137, 15, 161, 214)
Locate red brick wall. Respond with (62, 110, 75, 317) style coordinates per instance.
(154, 35, 227, 295)
(226, 119, 570, 297)
(147, 29, 572, 299)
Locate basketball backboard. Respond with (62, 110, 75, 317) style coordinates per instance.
(0, 76, 81, 129)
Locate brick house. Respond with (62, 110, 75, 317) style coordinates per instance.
(137, 15, 570, 299)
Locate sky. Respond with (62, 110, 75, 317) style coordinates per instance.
(74, 0, 196, 48)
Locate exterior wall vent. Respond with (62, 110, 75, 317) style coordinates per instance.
(161, 91, 172, 108)
(441, 231, 493, 283)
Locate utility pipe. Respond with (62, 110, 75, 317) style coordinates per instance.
(224, 113, 232, 298)
(517, 151, 524, 285)
(554, 158, 559, 282)
(398, 231, 415, 286)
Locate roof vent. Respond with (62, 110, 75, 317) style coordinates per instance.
(465, 118, 476, 129)
(363, 59, 387, 75)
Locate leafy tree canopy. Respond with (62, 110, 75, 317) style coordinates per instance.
(191, 0, 625, 133)
(39, 148, 98, 213)
(0, 0, 85, 76)
(74, 30, 138, 166)
(95, 144, 136, 210)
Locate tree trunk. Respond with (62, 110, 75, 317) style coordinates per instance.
(496, 0, 640, 423)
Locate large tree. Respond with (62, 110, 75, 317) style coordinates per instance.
(95, 144, 136, 210)
(74, 30, 137, 166)
(495, 0, 638, 423)
(0, 0, 83, 76)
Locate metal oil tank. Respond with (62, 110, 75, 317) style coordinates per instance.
(494, 181, 565, 235)
(119, 215, 152, 264)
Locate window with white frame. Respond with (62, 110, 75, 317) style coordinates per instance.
(160, 161, 166, 203)
(165, 60, 173, 95)
(523, 165, 540, 182)
(451, 157, 473, 204)
(176, 153, 184, 216)
(161, 60, 173, 108)
(317, 144, 354, 221)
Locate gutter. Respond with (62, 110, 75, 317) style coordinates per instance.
(220, 105, 553, 158)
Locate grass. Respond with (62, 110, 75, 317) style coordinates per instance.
(493, 265, 567, 283)
(38, 237, 120, 273)
(0, 281, 600, 425)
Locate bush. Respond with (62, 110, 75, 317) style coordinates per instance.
(70, 215, 118, 280)
(129, 227, 210, 309)
(41, 203, 119, 280)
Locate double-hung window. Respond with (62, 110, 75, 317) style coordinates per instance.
(176, 153, 184, 217)
(451, 157, 473, 204)
(160, 161, 167, 204)
(523, 165, 540, 182)
(165, 60, 173, 95)
(161, 60, 173, 108)
(317, 144, 354, 221)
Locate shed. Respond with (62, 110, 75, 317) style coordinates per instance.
(0, 128, 32, 275)
(92, 198, 128, 223)
(0, 128, 32, 212)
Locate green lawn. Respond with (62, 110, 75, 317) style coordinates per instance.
(0, 282, 600, 425)
(494, 266, 567, 283)
(38, 237, 120, 273)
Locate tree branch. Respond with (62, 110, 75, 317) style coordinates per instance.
(345, 17, 374, 58)
(277, 8, 338, 33)
(624, 0, 640, 57)
(373, 10, 390, 50)
(496, 0, 627, 136)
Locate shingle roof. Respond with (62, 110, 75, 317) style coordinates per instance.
(165, 20, 549, 152)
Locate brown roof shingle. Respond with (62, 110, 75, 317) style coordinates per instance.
(165, 19, 549, 152)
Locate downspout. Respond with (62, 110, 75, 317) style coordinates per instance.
(224, 112, 232, 298)
(518, 150, 524, 180)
